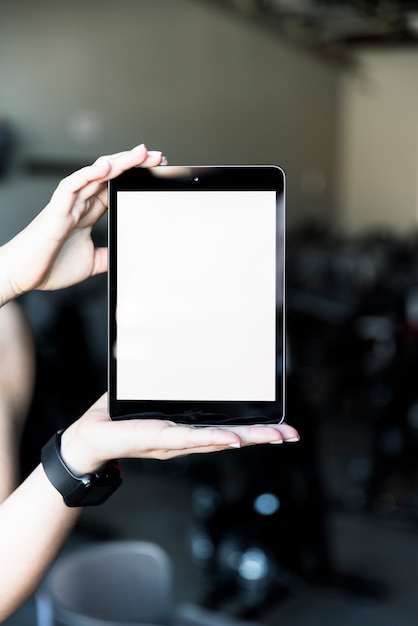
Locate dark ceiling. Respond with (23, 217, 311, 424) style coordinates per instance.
(202, 1, 418, 61)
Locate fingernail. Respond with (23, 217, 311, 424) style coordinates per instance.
(228, 442, 241, 448)
(269, 439, 283, 444)
(132, 143, 146, 152)
(285, 436, 300, 443)
(160, 155, 168, 166)
(147, 150, 163, 158)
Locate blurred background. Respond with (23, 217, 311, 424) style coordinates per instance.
(2, 0, 418, 624)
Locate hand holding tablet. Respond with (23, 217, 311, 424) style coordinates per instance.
(108, 165, 285, 426)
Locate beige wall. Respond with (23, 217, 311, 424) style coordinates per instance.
(337, 49, 418, 234)
(0, 0, 339, 235)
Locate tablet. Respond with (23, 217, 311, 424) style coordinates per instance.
(108, 165, 285, 426)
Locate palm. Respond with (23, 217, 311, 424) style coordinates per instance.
(3, 193, 107, 295)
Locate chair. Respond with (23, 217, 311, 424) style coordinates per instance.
(35, 540, 267, 626)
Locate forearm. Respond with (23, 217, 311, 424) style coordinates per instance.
(0, 300, 36, 500)
(0, 464, 81, 622)
(0, 412, 21, 503)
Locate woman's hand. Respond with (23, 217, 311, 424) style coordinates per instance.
(60, 394, 300, 475)
(0, 145, 164, 305)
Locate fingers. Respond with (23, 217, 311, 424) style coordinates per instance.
(92, 143, 149, 166)
(92, 144, 165, 178)
(121, 421, 300, 460)
(106, 418, 300, 461)
(149, 422, 243, 453)
(51, 144, 165, 205)
(219, 422, 300, 446)
(273, 422, 300, 442)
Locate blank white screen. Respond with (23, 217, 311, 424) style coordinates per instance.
(116, 190, 277, 401)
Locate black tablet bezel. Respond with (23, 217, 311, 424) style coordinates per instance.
(108, 165, 285, 426)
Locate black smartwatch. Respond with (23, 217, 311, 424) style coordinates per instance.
(41, 430, 122, 507)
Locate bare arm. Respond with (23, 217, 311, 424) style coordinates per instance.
(0, 301, 35, 502)
(0, 465, 80, 621)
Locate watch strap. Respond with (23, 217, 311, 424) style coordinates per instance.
(41, 430, 122, 506)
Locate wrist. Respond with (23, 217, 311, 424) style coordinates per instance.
(60, 424, 106, 476)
